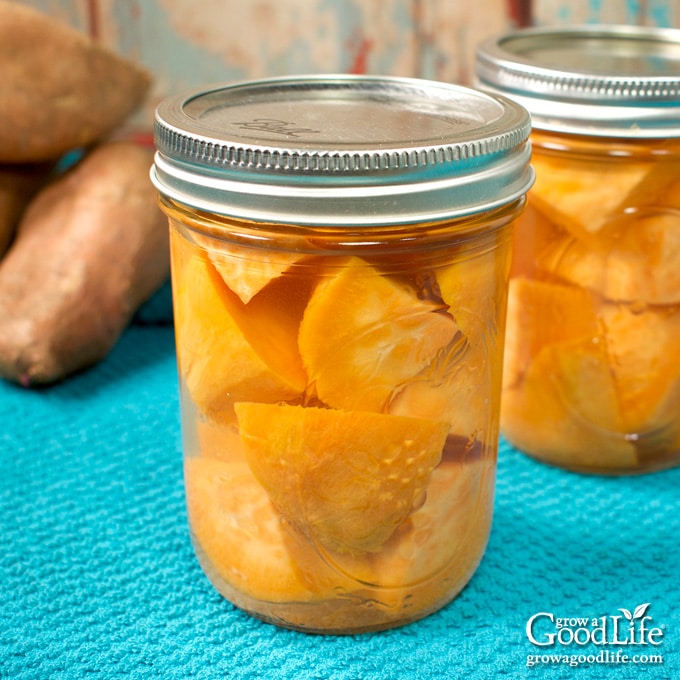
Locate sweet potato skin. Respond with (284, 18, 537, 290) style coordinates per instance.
(0, 142, 169, 386)
(0, 1, 151, 162)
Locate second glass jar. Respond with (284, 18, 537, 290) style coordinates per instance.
(477, 25, 680, 474)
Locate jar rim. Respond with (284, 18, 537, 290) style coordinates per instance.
(475, 24, 680, 138)
(151, 74, 534, 226)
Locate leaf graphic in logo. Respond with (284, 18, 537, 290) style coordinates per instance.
(633, 603, 650, 619)
(619, 608, 633, 621)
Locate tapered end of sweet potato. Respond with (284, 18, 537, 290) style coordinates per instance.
(0, 142, 169, 387)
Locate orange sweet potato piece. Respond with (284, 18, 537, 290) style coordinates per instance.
(171, 230, 310, 424)
(236, 402, 447, 555)
(600, 303, 680, 434)
(502, 281, 680, 469)
(185, 453, 492, 628)
(509, 198, 564, 279)
(501, 341, 638, 471)
(529, 152, 655, 242)
(185, 457, 340, 605)
(502, 277, 599, 391)
(194, 232, 306, 304)
(0, 1, 151, 162)
(537, 212, 680, 305)
(387, 336, 487, 440)
(436, 236, 511, 338)
(0, 142, 169, 386)
(298, 256, 458, 413)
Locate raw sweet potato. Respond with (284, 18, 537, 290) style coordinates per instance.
(0, 162, 52, 258)
(0, 141, 169, 386)
(0, 1, 151, 162)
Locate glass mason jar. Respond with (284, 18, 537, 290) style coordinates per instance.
(476, 26, 680, 474)
(151, 75, 533, 633)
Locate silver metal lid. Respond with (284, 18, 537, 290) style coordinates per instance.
(151, 74, 533, 226)
(475, 25, 680, 138)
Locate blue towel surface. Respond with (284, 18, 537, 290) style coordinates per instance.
(1, 323, 678, 680)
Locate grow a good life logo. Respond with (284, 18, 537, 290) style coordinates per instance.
(525, 603, 666, 669)
(527, 603, 664, 646)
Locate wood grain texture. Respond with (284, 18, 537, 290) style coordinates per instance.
(10, 0, 680, 130)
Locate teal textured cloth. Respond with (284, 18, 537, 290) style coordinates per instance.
(1, 320, 678, 679)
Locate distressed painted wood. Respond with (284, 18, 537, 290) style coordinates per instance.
(533, 0, 678, 26)
(9, 0, 680, 129)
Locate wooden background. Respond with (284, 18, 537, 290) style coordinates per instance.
(12, 0, 680, 129)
